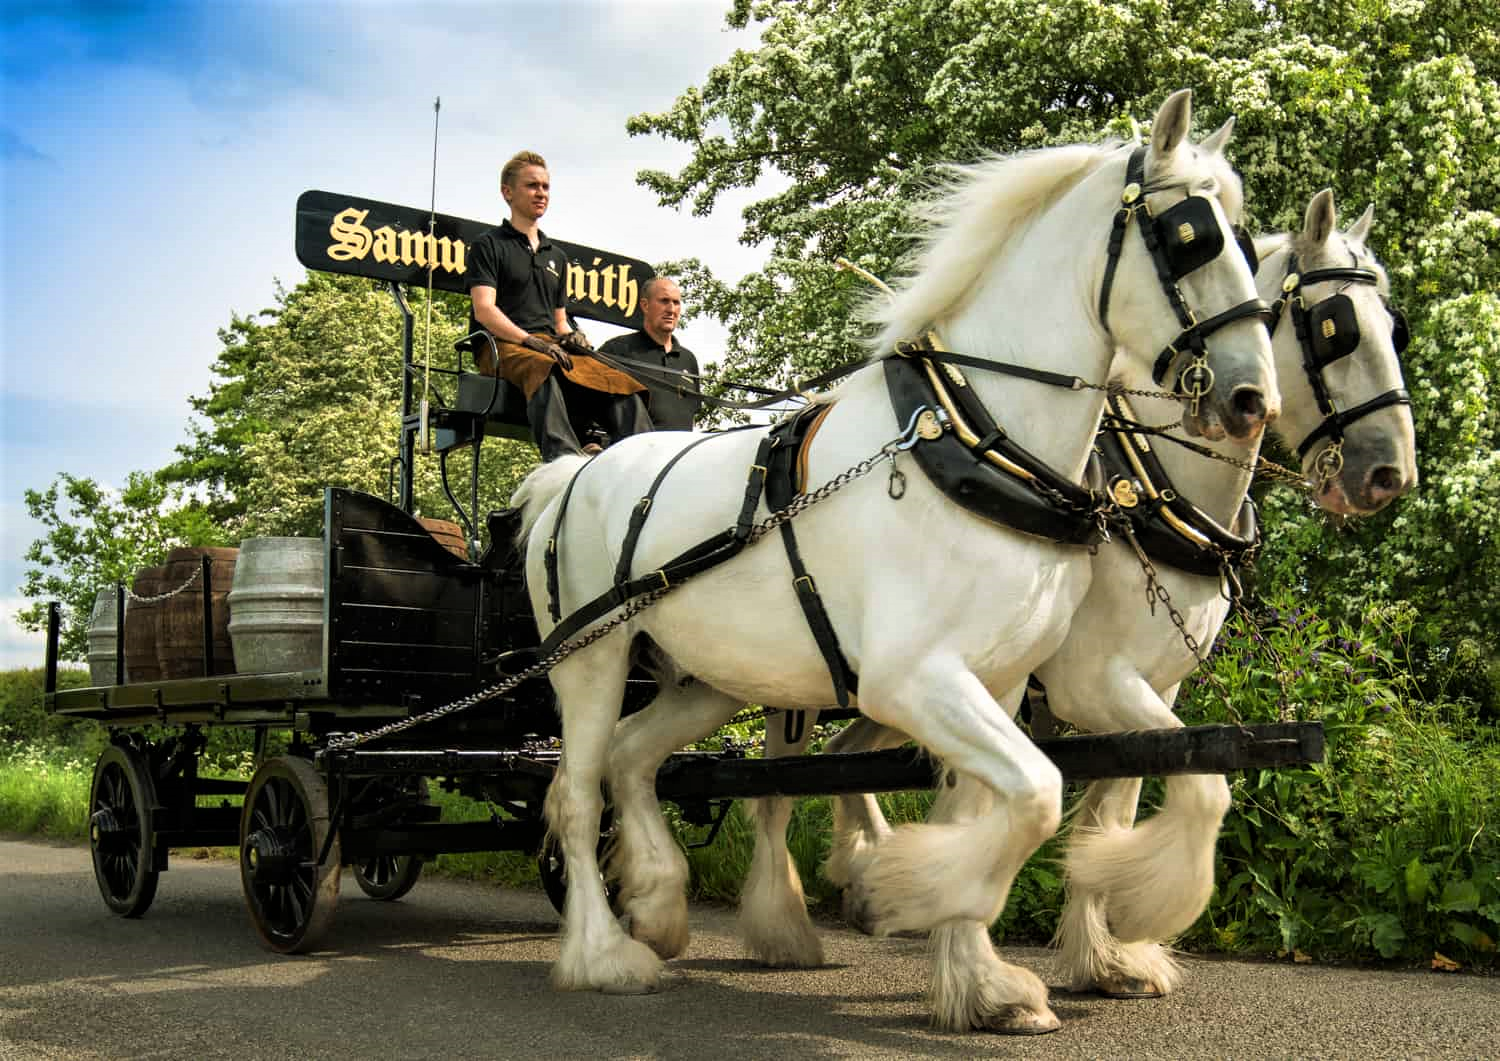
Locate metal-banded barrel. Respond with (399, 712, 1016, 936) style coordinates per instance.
(227, 537, 325, 674)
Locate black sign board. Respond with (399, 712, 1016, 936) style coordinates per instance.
(295, 189, 654, 330)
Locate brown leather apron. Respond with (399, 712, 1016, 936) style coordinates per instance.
(477, 332, 647, 401)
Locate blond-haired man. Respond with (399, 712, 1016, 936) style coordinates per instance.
(464, 150, 651, 459)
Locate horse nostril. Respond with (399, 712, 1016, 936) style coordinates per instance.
(1367, 465, 1408, 500)
(1230, 386, 1268, 424)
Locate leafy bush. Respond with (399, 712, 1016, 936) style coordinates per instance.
(1174, 593, 1500, 967)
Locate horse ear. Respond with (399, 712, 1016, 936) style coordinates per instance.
(1199, 115, 1236, 156)
(1346, 203, 1375, 245)
(1302, 188, 1337, 246)
(1151, 89, 1193, 157)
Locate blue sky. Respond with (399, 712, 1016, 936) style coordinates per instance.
(1, 0, 770, 668)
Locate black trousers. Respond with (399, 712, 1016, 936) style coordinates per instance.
(526, 371, 654, 462)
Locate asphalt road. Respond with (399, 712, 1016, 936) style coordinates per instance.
(2, 836, 1495, 1060)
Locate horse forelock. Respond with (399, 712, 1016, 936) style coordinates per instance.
(866, 142, 1121, 352)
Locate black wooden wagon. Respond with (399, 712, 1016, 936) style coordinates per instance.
(42, 191, 1324, 954)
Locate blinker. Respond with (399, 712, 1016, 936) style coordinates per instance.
(1307, 293, 1361, 364)
(1154, 196, 1225, 278)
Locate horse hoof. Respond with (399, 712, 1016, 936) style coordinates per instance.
(1096, 976, 1165, 999)
(600, 970, 680, 995)
(981, 1006, 1062, 1035)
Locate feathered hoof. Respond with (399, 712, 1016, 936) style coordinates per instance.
(620, 908, 690, 960)
(979, 1005, 1062, 1035)
(1094, 974, 1166, 999)
(551, 932, 666, 995)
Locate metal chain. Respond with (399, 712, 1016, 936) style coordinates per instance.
(1118, 524, 1248, 728)
(324, 432, 903, 753)
(123, 565, 200, 605)
(1104, 417, 1314, 494)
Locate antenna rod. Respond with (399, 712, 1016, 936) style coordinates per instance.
(429, 97, 441, 225)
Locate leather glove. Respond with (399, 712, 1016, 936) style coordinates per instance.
(521, 333, 571, 370)
(559, 329, 593, 354)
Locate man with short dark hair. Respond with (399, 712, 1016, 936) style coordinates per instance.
(596, 276, 703, 431)
(464, 150, 652, 459)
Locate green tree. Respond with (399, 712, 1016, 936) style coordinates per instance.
(631, 0, 1500, 704)
(17, 472, 229, 661)
(163, 271, 539, 540)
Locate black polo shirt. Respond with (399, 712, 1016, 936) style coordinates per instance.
(464, 219, 568, 337)
(597, 330, 703, 430)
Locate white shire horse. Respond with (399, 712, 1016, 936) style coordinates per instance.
(748, 188, 1416, 1012)
(516, 89, 1276, 1032)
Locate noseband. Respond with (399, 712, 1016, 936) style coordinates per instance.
(1097, 146, 1272, 409)
(1269, 251, 1412, 480)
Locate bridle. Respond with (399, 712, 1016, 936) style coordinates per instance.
(1268, 246, 1412, 482)
(1097, 145, 1273, 414)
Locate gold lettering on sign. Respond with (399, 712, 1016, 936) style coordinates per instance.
(616, 264, 638, 318)
(565, 257, 640, 318)
(327, 208, 374, 261)
(396, 230, 467, 274)
(372, 225, 399, 264)
(325, 206, 466, 274)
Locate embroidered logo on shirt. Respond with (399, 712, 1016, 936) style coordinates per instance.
(546, 259, 559, 276)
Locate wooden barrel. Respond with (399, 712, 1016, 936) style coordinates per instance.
(227, 537, 325, 674)
(86, 587, 120, 687)
(418, 517, 469, 560)
(123, 566, 167, 683)
(157, 546, 238, 679)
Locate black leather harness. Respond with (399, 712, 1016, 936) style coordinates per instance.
(1096, 394, 1259, 578)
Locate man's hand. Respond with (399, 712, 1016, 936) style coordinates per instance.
(559, 329, 593, 355)
(521, 333, 571, 370)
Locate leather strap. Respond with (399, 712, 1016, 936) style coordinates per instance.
(538, 432, 777, 656)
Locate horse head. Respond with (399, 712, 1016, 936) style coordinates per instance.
(1098, 89, 1278, 443)
(1261, 190, 1418, 515)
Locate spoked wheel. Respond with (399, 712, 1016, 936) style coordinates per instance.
(89, 743, 160, 917)
(239, 756, 340, 954)
(351, 778, 429, 902)
(353, 853, 424, 901)
(537, 806, 619, 916)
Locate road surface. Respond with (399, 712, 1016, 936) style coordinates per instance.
(2, 837, 1495, 1059)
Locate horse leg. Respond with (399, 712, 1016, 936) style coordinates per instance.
(606, 677, 743, 962)
(856, 668, 1064, 1033)
(738, 709, 825, 968)
(1048, 674, 1231, 997)
(545, 642, 666, 994)
(820, 717, 909, 933)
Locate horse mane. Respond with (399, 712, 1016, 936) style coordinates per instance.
(867, 141, 1123, 351)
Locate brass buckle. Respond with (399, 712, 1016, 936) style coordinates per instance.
(794, 574, 817, 593)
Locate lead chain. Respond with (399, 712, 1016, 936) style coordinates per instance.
(325, 432, 903, 753)
(123, 565, 201, 605)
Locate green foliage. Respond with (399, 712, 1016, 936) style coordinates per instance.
(162, 273, 537, 539)
(1173, 592, 1500, 966)
(0, 667, 101, 754)
(17, 473, 232, 661)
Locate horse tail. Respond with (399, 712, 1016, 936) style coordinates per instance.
(514, 455, 589, 547)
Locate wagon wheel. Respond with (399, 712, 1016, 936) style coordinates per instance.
(351, 777, 428, 902)
(239, 755, 340, 953)
(89, 742, 160, 917)
(537, 806, 619, 916)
